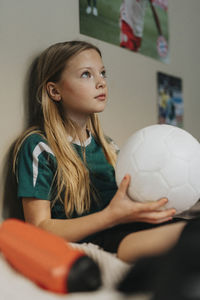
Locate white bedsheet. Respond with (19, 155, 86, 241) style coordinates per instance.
(0, 243, 149, 300)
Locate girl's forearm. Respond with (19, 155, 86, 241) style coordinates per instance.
(38, 208, 114, 242)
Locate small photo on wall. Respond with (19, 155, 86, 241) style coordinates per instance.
(157, 72, 183, 128)
(79, 0, 169, 63)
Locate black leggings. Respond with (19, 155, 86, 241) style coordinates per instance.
(87, 0, 97, 6)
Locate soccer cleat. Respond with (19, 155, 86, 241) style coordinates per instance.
(93, 7, 98, 16)
(86, 6, 92, 14)
(118, 219, 200, 300)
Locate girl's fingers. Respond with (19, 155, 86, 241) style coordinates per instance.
(139, 217, 173, 224)
(118, 174, 130, 194)
(152, 217, 173, 224)
(135, 198, 172, 212)
(138, 208, 176, 223)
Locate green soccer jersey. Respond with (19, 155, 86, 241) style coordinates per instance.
(17, 133, 118, 219)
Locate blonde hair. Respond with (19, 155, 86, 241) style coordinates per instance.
(13, 41, 117, 217)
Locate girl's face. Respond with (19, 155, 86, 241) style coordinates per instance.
(48, 49, 108, 123)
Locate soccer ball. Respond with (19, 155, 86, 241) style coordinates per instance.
(115, 124, 200, 214)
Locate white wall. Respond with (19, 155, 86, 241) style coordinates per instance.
(1, 0, 200, 221)
(99, 0, 200, 144)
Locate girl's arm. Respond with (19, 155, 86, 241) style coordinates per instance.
(22, 197, 114, 242)
(22, 175, 176, 242)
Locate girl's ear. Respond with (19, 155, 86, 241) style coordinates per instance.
(46, 82, 61, 102)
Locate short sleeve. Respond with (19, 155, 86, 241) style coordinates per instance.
(17, 134, 57, 200)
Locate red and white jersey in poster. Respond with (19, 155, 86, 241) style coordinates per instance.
(120, 0, 168, 38)
(120, 0, 148, 37)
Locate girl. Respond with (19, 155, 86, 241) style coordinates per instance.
(13, 40, 186, 263)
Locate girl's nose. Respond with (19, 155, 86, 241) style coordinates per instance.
(96, 77, 106, 89)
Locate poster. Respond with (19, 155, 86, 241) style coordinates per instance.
(157, 72, 183, 128)
(79, 0, 169, 63)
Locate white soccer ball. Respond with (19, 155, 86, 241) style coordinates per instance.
(115, 124, 200, 214)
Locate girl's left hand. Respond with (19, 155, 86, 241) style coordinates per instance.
(105, 174, 176, 226)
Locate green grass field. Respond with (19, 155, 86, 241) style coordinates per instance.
(79, 0, 169, 61)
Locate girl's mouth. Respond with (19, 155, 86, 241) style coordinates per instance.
(95, 94, 106, 100)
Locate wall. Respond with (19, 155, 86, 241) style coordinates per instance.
(0, 0, 200, 221)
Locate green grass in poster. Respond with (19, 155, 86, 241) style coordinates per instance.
(141, 5, 168, 59)
(79, 0, 169, 61)
(79, 0, 121, 46)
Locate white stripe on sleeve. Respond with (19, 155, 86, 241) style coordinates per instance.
(32, 142, 54, 187)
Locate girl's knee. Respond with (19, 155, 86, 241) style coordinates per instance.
(116, 234, 138, 263)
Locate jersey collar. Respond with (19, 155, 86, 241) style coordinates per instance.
(68, 130, 92, 147)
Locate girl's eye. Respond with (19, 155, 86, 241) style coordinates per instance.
(81, 71, 91, 78)
(101, 70, 107, 78)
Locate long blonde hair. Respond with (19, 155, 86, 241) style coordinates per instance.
(13, 41, 117, 217)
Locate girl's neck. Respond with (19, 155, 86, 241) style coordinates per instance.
(66, 116, 89, 142)
(78, 127, 89, 142)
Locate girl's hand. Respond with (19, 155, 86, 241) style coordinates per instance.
(106, 174, 176, 226)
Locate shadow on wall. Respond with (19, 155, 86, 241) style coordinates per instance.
(2, 143, 24, 220)
(2, 56, 41, 220)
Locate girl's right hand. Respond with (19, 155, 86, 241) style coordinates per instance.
(106, 174, 176, 226)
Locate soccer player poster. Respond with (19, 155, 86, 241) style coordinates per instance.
(79, 0, 169, 63)
(157, 72, 183, 128)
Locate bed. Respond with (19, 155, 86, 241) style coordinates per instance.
(0, 242, 149, 300)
